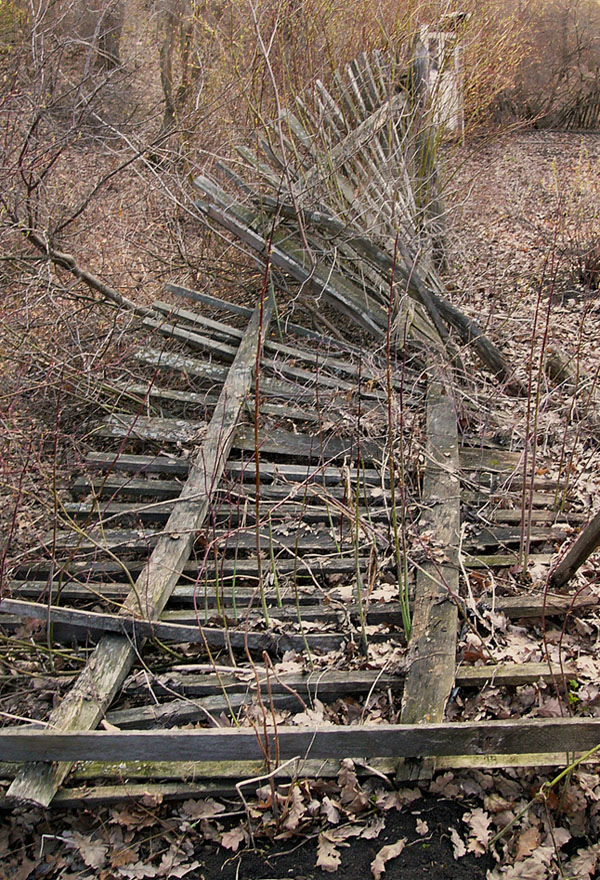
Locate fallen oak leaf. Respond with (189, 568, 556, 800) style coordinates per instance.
(371, 837, 407, 879)
(463, 807, 491, 855)
(220, 826, 246, 852)
(316, 831, 345, 873)
(361, 816, 386, 839)
(65, 831, 108, 870)
(115, 862, 160, 879)
(321, 796, 341, 824)
(450, 827, 466, 859)
(515, 826, 540, 861)
(282, 785, 306, 831)
(180, 798, 225, 820)
(157, 847, 201, 878)
(564, 842, 600, 879)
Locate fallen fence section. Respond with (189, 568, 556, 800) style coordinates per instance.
(1, 44, 595, 808)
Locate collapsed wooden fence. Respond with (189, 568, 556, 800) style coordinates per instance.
(0, 41, 597, 809)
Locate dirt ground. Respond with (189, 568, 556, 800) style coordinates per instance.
(193, 795, 494, 879)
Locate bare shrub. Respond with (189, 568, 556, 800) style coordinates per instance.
(490, 0, 600, 128)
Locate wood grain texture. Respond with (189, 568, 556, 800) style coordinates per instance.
(2, 718, 600, 763)
(401, 371, 459, 728)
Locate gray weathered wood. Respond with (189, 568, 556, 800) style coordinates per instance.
(400, 370, 459, 743)
(3, 718, 600, 763)
(83, 452, 385, 486)
(256, 197, 515, 382)
(6, 292, 275, 807)
(97, 415, 379, 464)
(166, 282, 363, 353)
(0, 599, 349, 655)
(549, 510, 600, 590)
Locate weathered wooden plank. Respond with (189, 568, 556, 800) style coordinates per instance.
(83, 453, 385, 487)
(134, 348, 324, 402)
(72, 478, 384, 508)
(466, 524, 568, 549)
(72, 474, 184, 500)
(165, 283, 253, 319)
(64, 498, 390, 527)
(47, 518, 557, 555)
(13, 554, 367, 584)
(1, 751, 593, 797)
(0, 781, 245, 808)
(43, 527, 379, 555)
(151, 300, 417, 394)
(194, 177, 388, 338)
(490, 509, 585, 525)
(256, 197, 513, 378)
(400, 371, 459, 756)
(0, 599, 350, 654)
(7, 580, 322, 606)
(97, 415, 380, 464)
(483, 593, 598, 619)
(114, 385, 322, 424)
(3, 718, 600, 763)
(121, 661, 572, 701)
(549, 510, 600, 590)
(165, 284, 364, 354)
(135, 348, 229, 384)
(6, 293, 276, 807)
(464, 552, 555, 569)
(146, 313, 379, 399)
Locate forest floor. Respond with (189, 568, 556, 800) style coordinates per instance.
(3, 129, 600, 880)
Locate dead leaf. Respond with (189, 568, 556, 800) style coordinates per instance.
(338, 759, 360, 805)
(180, 798, 225, 820)
(564, 843, 600, 879)
(282, 785, 305, 831)
(110, 848, 138, 869)
(415, 818, 428, 836)
(429, 772, 460, 798)
(110, 804, 159, 830)
(293, 698, 326, 727)
(221, 826, 246, 852)
(361, 816, 386, 839)
(370, 838, 407, 879)
(515, 826, 540, 861)
(487, 858, 547, 880)
(463, 807, 491, 855)
(156, 847, 200, 878)
(316, 832, 344, 873)
(450, 827, 466, 859)
(321, 796, 341, 824)
(116, 863, 160, 879)
(68, 831, 108, 869)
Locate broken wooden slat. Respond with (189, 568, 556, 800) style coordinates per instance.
(481, 593, 598, 619)
(98, 415, 380, 464)
(401, 371, 459, 727)
(0, 599, 353, 655)
(151, 300, 418, 393)
(134, 348, 319, 401)
(46, 527, 380, 555)
(194, 176, 389, 338)
(549, 510, 600, 590)
(80, 453, 387, 487)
